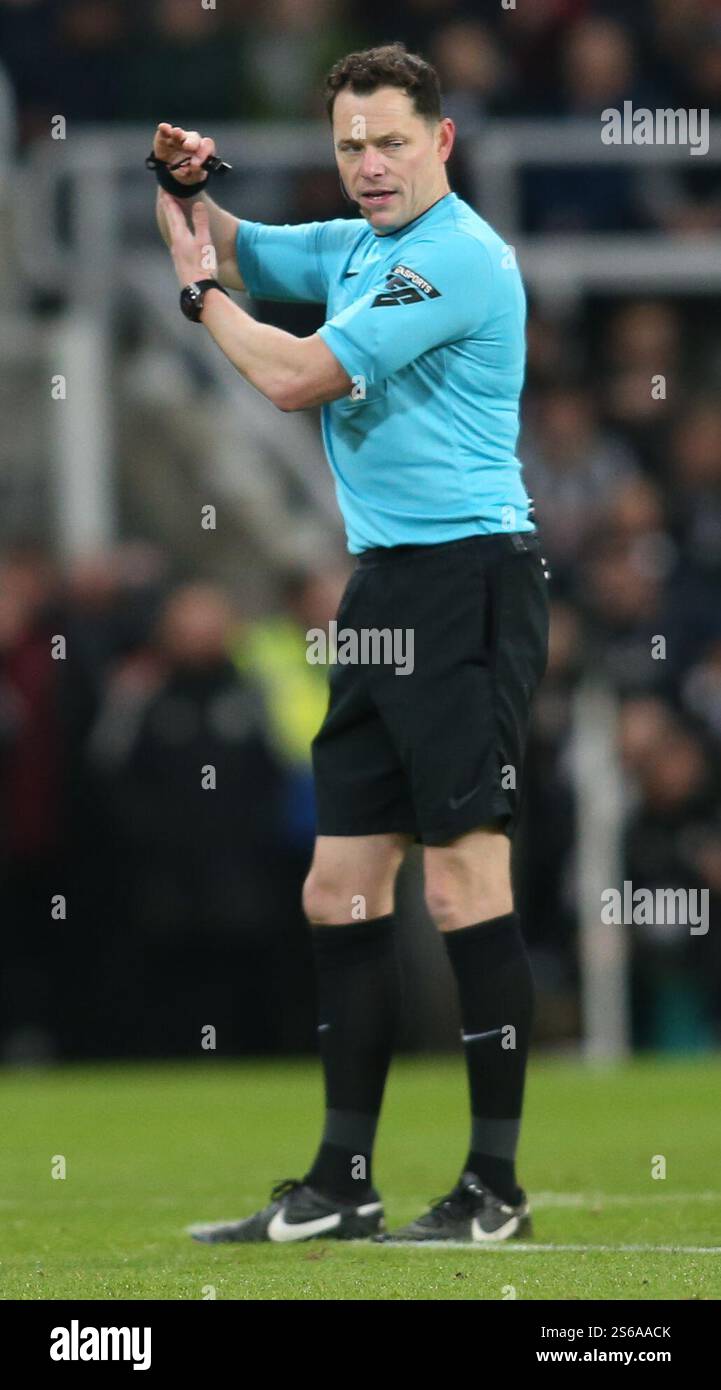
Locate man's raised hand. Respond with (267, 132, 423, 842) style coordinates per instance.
(154, 124, 245, 292)
(153, 124, 217, 186)
(160, 193, 219, 288)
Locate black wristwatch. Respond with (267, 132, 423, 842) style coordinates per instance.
(179, 278, 229, 322)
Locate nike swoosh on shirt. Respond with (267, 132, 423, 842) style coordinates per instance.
(267, 1210, 342, 1242)
(343, 269, 360, 277)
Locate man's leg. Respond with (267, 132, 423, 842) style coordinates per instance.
(424, 824, 534, 1205)
(302, 831, 411, 1201)
(190, 830, 410, 1244)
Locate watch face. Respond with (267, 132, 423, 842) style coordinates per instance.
(180, 283, 203, 320)
(180, 280, 224, 321)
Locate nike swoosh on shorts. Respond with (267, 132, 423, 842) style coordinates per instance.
(448, 784, 482, 810)
(461, 1027, 503, 1044)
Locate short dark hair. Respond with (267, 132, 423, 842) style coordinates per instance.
(324, 42, 442, 123)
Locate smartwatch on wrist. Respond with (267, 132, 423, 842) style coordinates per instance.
(179, 278, 229, 322)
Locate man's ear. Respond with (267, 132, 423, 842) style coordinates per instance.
(439, 116, 456, 163)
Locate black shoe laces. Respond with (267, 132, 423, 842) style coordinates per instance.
(270, 1178, 304, 1202)
(426, 1179, 487, 1224)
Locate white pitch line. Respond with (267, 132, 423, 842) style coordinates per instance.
(531, 1192, 721, 1208)
(389, 1193, 721, 1211)
(2, 1192, 720, 1212)
(381, 1241, 721, 1254)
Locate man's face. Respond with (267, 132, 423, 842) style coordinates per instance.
(332, 86, 453, 234)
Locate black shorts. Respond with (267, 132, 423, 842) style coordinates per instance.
(312, 531, 550, 846)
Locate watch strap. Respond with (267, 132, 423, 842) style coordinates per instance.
(189, 278, 229, 295)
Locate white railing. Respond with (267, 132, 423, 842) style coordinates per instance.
(17, 118, 721, 298)
(572, 681, 630, 1059)
(14, 125, 343, 561)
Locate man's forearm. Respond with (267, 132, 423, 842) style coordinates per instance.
(198, 290, 348, 411)
(159, 187, 348, 406)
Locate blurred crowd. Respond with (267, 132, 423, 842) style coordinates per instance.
(2, 0, 721, 231)
(1, 0, 721, 1059)
(516, 296, 721, 1050)
(2, 293, 721, 1060)
(0, 539, 356, 1060)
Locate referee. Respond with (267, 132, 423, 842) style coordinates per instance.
(155, 43, 550, 1245)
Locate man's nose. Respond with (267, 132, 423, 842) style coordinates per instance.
(358, 146, 387, 179)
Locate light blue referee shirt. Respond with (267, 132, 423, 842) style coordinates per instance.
(235, 191, 534, 554)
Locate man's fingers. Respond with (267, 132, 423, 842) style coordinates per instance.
(154, 125, 216, 173)
(192, 199, 209, 223)
(165, 125, 189, 154)
(191, 200, 214, 261)
(182, 132, 214, 171)
(195, 136, 216, 168)
(154, 122, 179, 159)
(160, 190, 186, 233)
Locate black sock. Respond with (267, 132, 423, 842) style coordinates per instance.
(443, 911, 534, 1205)
(305, 914, 400, 1202)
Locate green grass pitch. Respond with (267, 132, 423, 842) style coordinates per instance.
(2, 1055, 720, 1300)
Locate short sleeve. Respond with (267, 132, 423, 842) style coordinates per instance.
(236, 217, 362, 304)
(317, 234, 495, 387)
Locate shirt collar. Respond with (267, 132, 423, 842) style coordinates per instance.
(372, 191, 456, 241)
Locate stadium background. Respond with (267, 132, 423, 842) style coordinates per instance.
(1, 0, 721, 1071)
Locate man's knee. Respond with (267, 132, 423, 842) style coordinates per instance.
(303, 834, 409, 925)
(424, 873, 474, 932)
(302, 866, 393, 925)
(424, 876, 513, 931)
(424, 831, 513, 931)
(302, 870, 351, 925)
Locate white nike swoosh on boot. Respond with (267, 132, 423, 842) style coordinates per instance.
(267, 1210, 342, 1242)
(471, 1211, 522, 1242)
